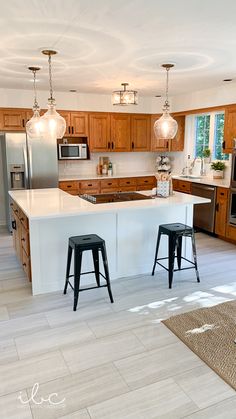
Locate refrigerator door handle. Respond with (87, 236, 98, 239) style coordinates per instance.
(23, 142, 29, 189)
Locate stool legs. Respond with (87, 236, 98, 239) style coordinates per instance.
(176, 236, 182, 270)
(168, 235, 176, 289)
(64, 245, 72, 295)
(191, 232, 200, 283)
(73, 250, 82, 311)
(152, 230, 161, 276)
(92, 248, 100, 287)
(101, 245, 114, 303)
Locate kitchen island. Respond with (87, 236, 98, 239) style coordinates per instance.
(9, 188, 209, 295)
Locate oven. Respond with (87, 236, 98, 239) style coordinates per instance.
(229, 189, 236, 225)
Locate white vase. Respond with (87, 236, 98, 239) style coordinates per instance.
(213, 170, 224, 179)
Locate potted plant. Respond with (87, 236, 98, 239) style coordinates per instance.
(202, 148, 211, 163)
(210, 161, 226, 179)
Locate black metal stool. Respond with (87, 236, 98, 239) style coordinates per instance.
(64, 234, 114, 311)
(151, 223, 200, 289)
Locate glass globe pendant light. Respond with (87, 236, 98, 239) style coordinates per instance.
(154, 64, 178, 140)
(40, 50, 66, 139)
(26, 66, 43, 139)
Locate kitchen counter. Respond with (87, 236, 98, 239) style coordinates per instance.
(172, 175, 230, 188)
(59, 171, 156, 181)
(9, 188, 209, 296)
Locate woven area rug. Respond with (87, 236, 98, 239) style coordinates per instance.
(162, 300, 236, 390)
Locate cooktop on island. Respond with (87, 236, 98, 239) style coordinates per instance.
(80, 192, 152, 204)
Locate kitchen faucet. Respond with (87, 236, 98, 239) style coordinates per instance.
(200, 157, 206, 176)
(181, 157, 196, 175)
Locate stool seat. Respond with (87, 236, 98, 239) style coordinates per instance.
(64, 234, 114, 311)
(69, 234, 104, 249)
(152, 223, 200, 288)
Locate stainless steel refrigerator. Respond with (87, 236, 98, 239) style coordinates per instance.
(1, 133, 58, 231)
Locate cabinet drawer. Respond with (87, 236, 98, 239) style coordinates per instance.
(21, 227, 30, 256)
(119, 185, 137, 192)
(178, 181, 192, 194)
(172, 179, 179, 190)
(11, 201, 20, 216)
(137, 176, 156, 186)
(119, 177, 137, 187)
(22, 248, 31, 282)
(79, 180, 100, 191)
(217, 187, 228, 200)
(19, 210, 28, 230)
(100, 179, 119, 189)
(59, 181, 79, 192)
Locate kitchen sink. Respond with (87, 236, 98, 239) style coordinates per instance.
(179, 175, 201, 179)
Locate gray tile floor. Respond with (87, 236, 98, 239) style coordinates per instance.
(0, 227, 236, 418)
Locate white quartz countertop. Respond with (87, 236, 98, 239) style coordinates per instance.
(172, 175, 230, 188)
(9, 188, 210, 221)
(59, 171, 156, 181)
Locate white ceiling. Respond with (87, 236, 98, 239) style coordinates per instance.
(1, 0, 236, 96)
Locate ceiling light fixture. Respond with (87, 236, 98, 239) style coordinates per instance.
(112, 83, 138, 106)
(26, 66, 42, 139)
(40, 50, 66, 139)
(154, 64, 178, 140)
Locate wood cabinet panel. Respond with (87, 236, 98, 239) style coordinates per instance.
(58, 111, 71, 136)
(223, 106, 236, 152)
(137, 176, 156, 187)
(226, 224, 236, 241)
(131, 114, 150, 151)
(89, 113, 110, 152)
(59, 181, 79, 195)
(119, 185, 137, 192)
(119, 177, 137, 187)
(22, 248, 31, 282)
(110, 114, 131, 152)
(173, 179, 192, 194)
(70, 112, 88, 137)
(171, 115, 185, 151)
(0, 109, 27, 131)
(101, 187, 120, 193)
(100, 179, 119, 189)
(21, 226, 30, 256)
(215, 187, 229, 237)
(79, 180, 100, 194)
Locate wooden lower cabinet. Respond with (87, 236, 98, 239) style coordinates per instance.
(59, 181, 79, 195)
(11, 201, 31, 281)
(215, 187, 229, 237)
(173, 179, 192, 194)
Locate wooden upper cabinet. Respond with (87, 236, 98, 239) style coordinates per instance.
(89, 113, 110, 152)
(151, 114, 169, 151)
(131, 114, 150, 151)
(57, 111, 88, 137)
(110, 114, 131, 152)
(171, 115, 185, 151)
(70, 112, 88, 137)
(223, 106, 236, 152)
(0, 109, 27, 131)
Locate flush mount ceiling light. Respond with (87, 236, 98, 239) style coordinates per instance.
(112, 83, 138, 105)
(154, 64, 178, 140)
(26, 66, 42, 139)
(40, 50, 66, 139)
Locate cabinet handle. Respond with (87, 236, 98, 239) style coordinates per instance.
(144, 180, 148, 183)
(108, 142, 110, 149)
(20, 217, 24, 221)
(23, 263, 26, 267)
(68, 126, 70, 134)
(15, 209, 18, 213)
(132, 141, 134, 149)
(10, 203, 13, 207)
(67, 185, 72, 188)
(22, 119, 25, 128)
(167, 141, 169, 148)
(111, 142, 114, 150)
(72, 126, 74, 134)
(21, 238, 25, 242)
(222, 140, 225, 149)
(216, 203, 219, 212)
(12, 220, 16, 230)
(88, 184, 92, 186)
(126, 181, 130, 184)
(220, 192, 225, 196)
(108, 182, 112, 185)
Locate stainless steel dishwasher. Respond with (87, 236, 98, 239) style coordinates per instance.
(191, 183, 216, 233)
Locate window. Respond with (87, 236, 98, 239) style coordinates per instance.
(194, 112, 229, 160)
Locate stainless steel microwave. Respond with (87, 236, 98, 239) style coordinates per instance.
(58, 143, 88, 160)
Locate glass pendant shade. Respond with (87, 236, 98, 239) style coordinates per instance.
(40, 50, 66, 139)
(112, 83, 138, 105)
(154, 110, 178, 140)
(154, 64, 178, 140)
(26, 66, 43, 139)
(40, 100, 66, 140)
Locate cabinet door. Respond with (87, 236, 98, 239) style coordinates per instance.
(131, 114, 150, 151)
(215, 187, 229, 236)
(0, 109, 27, 131)
(223, 106, 236, 152)
(151, 114, 169, 151)
(170, 115, 185, 151)
(70, 112, 88, 137)
(110, 114, 131, 152)
(89, 113, 110, 152)
(58, 111, 71, 136)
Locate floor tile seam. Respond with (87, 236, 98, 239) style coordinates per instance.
(179, 395, 236, 419)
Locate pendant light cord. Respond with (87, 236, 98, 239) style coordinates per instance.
(48, 54, 54, 102)
(33, 69, 39, 110)
(164, 67, 170, 110)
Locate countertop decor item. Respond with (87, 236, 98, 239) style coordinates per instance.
(154, 64, 178, 140)
(40, 50, 66, 139)
(26, 66, 42, 139)
(211, 161, 226, 179)
(156, 155, 171, 172)
(112, 82, 138, 105)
